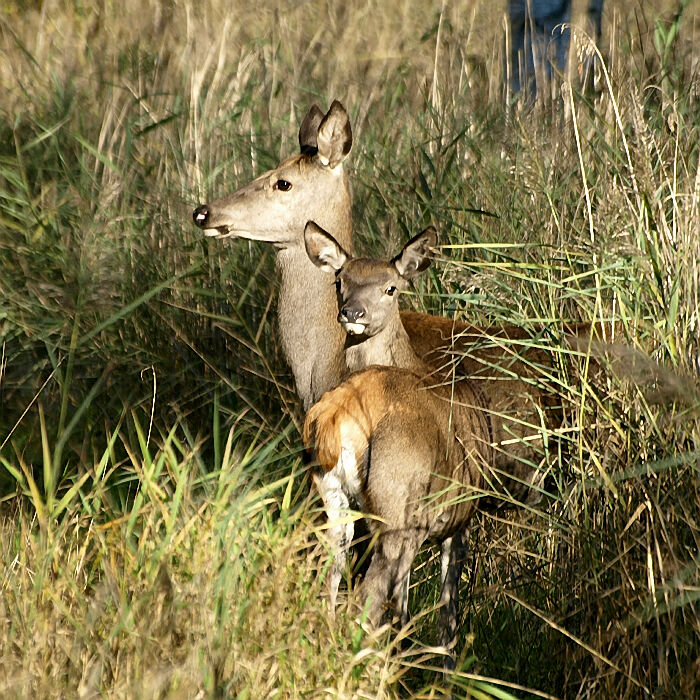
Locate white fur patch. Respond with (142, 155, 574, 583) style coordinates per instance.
(342, 322, 367, 336)
(338, 447, 362, 502)
(319, 471, 347, 514)
(318, 424, 364, 507)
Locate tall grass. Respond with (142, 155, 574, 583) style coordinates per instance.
(1, 0, 699, 697)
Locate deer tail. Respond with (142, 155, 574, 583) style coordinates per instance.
(303, 380, 379, 472)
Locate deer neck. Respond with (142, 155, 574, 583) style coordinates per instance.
(276, 186, 353, 411)
(345, 312, 426, 375)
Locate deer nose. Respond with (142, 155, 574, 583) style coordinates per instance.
(192, 204, 210, 227)
(339, 307, 365, 323)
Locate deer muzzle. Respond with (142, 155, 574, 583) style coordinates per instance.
(192, 204, 231, 237)
(338, 307, 367, 335)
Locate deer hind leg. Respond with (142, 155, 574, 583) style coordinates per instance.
(391, 572, 410, 627)
(357, 529, 425, 628)
(439, 530, 467, 670)
(314, 470, 354, 610)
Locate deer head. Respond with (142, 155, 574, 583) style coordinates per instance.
(193, 101, 353, 250)
(304, 221, 437, 338)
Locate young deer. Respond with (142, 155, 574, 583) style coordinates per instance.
(303, 222, 496, 662)
(304, 221, 436, 376)
(304, 219, 554, 503)
(304, 221, 493, 667)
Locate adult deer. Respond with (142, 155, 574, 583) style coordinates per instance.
(193, 100, 354, 410)
(302, 223, 495, 661)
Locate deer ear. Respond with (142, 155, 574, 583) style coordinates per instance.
(392, 227, 437, 279)
(316, 100, 352, 168)
(299, 104, 325, 153)
(304, 221, 349, 273)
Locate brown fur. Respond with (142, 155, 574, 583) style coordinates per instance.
(301, 226, 513, 642)
(298, 227, 523, 636)
(194, 103, 612, 648)
(303, 367, 492, 519)
(400, 311, 609, 504)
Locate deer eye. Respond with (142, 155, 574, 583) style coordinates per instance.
(274, 179, 292, 191)
(385, 285, 397, 296)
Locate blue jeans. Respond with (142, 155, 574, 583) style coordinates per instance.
(508, 0, 603, 96)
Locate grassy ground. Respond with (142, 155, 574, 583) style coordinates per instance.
(1, 1, 699, 697)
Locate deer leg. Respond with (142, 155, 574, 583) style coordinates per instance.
(439, 530, 467, 670)
(358, 529, 425, 628)
(314, 471, 354, 610)
(391, 572, 410, 627)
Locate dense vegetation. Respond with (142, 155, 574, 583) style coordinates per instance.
(1, 1, 698, 697)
